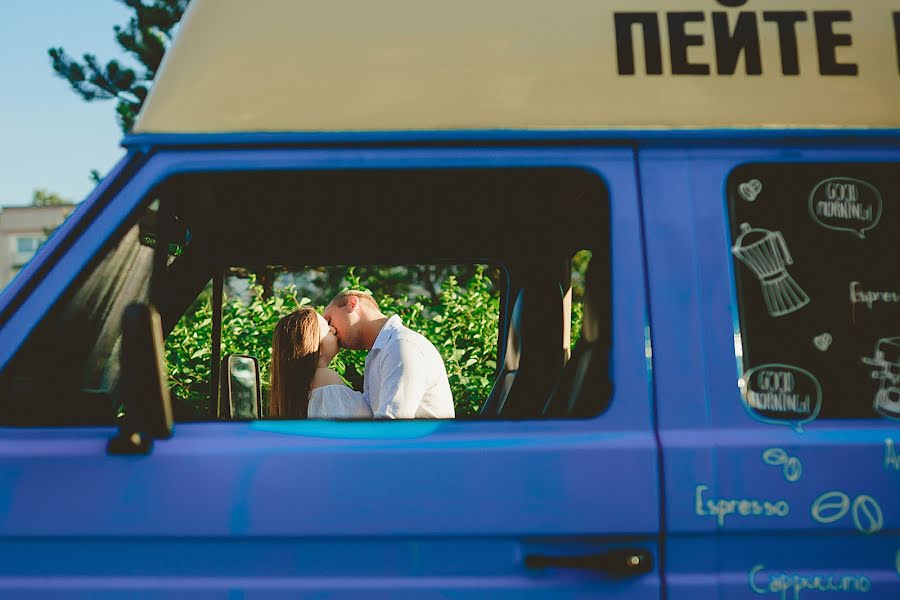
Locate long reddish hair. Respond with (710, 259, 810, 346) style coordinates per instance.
(269, 307, 320, 418)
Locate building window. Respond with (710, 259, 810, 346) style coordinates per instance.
(15, 236, 43, 255)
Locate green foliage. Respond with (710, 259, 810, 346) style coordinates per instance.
(571, 295, 584, 349)
(569, 249, 592, 348)
(165, 290, 214, 416)
(31, 189, 71, 207)
(166, 280, 309, 417)
(166, 266, 501, 418)
(48, 0, 189, 132)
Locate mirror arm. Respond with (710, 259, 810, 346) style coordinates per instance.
(108, 303, 174, 455)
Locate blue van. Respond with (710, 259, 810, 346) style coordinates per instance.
(0, 0, 898, 597)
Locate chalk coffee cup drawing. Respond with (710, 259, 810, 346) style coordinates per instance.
(862, 337, 900, 420)
(739, 364, 822, 429)
(808, 177, 882, 239)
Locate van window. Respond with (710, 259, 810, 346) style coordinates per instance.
(1, 168, 611, 424)
(168, 263, 503, 419)
(0, 199, 187, 425)
(728, 163, 899, 421)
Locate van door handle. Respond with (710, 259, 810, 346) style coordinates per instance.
(524, 548, 653, 577)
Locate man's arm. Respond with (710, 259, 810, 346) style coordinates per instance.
(370, 340, 427, 418)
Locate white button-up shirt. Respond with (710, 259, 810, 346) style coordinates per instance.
(363, 315, 455, 418)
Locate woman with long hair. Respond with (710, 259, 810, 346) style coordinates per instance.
(269, 307, 372, 419)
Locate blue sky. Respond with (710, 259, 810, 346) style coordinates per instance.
(0, 1, 134, 207)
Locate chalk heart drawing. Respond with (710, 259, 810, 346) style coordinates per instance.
(739, 364, 821, 431)
(739, 179, 763, 202)
(808, 177, 883, 239)
(813, 333, 833, 352)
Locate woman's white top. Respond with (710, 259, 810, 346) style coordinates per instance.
(307, 385, 373, 419)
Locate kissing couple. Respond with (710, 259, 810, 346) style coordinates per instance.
(269, 290, 455, 419)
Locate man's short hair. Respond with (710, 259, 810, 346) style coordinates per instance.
(329, 289, 380, 311)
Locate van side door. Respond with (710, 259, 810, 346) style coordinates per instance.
(640, 144, 900, 600)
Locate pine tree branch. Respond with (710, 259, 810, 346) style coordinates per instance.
(49, 0, 190, 133)
(81, 54, 145, 105)
(49, 47, 116, 101)
(115, 0, 187, 76)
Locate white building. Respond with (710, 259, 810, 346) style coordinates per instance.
(0, 204, 76, 289)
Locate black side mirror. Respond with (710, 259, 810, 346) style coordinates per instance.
(221, 354, 262, 420)
(108, 303, 174, 454)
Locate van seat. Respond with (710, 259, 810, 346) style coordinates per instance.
(480, 285, 565, 419)
(543, 260, 611, 418)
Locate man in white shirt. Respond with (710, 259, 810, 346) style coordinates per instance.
(323, 290, 455, 419)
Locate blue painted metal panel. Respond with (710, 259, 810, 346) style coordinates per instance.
(642, 146, 900, 600)
(0, 422, 655, 536)
(0, 146, 660, 596)
(121, 129, 900, 151)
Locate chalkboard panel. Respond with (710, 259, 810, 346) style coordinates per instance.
(728, 164, 899, 422)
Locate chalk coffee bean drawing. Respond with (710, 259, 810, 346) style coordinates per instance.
(813, 333, 833, 352)
(852, 495, 883, 535)
(810, 491, 850, 524)
(739, 179, 763, 202)
(810, 491, 884, 535)
(762, 447, 802, 482)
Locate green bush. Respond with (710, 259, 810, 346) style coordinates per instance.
(166, 266, 503, 418)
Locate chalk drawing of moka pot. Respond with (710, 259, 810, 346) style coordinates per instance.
(732, 223, 810, 317)
(862, 337, 900, 420)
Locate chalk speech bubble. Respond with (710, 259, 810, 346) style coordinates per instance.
(808, 177, 882, 239)
(739, 364, 822, 430)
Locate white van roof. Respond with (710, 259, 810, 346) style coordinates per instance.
(134, 0, 900, 134)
